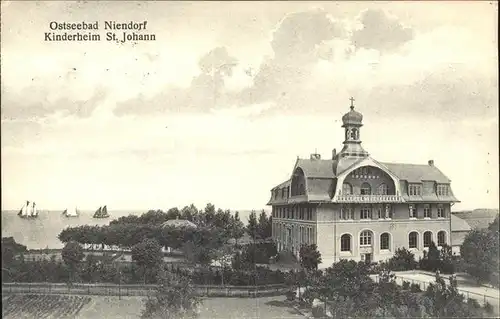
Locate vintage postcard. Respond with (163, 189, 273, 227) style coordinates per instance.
(1, 1, 498, 318)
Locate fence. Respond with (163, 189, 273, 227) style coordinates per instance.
(1, 282, 288, 298)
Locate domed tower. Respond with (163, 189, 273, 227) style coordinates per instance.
(339, 97, 369, 158)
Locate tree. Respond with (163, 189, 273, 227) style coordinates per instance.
(61, 241, 84, 283)
(230, 211, 245, 245)
(246, 210, 258, 239)
(488, 214, 499, 233)
(257, 210, 270, 239)
(132, 238, 163, 284)
(387, 247, 417, 271)
(460, 227, 499, 286)
(299, 244, 322, 271)
(142, 269, 200, 319)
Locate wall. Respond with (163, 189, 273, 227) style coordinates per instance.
(315, 203, 452, 268)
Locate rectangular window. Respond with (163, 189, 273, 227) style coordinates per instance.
(437, 184, 450, 196)
(341, 206, 353, 220)
(409, 233, 418, 249)
(377, 205, 384, 219)
(437, 205, 445, 218)
(424, 205, 431, 218)
(360, 206, 371, 219)
(409, 205, 416, 218)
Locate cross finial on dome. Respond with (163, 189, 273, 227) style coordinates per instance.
(349, 97, 355, 110)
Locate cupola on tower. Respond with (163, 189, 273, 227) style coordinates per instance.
(339, 97, 369, 158)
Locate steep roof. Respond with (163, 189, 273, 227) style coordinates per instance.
(295, 159, 335, 178)
(381, 162, 451, 183)
(451, 214, 472, 232)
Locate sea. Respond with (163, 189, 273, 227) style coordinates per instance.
(1, 209, 257, 250)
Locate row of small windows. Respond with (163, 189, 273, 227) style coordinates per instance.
(408, 183, 450, 196)
(273, 187, 290, 200)
(350, 167, 382, 179)
(272, 206, 314, 220)
(409, 204, 445, 218)
(274, 223, 314, 245)
(409, 231, 447, 248)
(342, 182, 389, 195)
(340, 230, 447, 252)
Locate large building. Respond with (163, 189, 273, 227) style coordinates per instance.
(268, 99, 460, 268)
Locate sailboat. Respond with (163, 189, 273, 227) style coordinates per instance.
(18, 201, 38, 218)
(62, 206, 79, 218)
(93, 205, 110, 218)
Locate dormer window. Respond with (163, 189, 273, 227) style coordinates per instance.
(409, 184, 422, 196)
(437, 184, 449, 196)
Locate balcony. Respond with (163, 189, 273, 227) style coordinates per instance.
(335, 194, 404, 203)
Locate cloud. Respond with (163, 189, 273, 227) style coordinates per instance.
(1, 85, 108, 121)
(236, 9, 341, 107)
(113, 47, 239, 116)
(351, 9, 414, 52)
(362, 67, 498, 121)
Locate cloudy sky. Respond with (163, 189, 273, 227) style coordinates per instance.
(1, 1, 498, 211)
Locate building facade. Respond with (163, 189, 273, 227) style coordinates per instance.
(268, 100, 459, 268)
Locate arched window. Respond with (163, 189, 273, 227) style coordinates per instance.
(377, 183, 388, 195)
(360, 230, 372, 246)
(360, 182, 371, 195)
(350, 128, 357, 140)
(342, 182, 353, 195)
(423, 231, 433, 248)
(380, 233, 390, 250)
(409, 232, 418, 249)
(341, 234, 351, 252)
(438, 231, 446, 246)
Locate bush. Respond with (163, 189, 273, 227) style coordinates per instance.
(387, 248, 417, 271)
(410, 283, 422, 293)
(402, 280, 411, 290)
(484, 301, 494, 314)
(285, 289, 296, 301)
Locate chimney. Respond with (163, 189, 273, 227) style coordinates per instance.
(332, 148, 337, 159)
(428, 160, 434, 166)
(310, 153, 321, 160)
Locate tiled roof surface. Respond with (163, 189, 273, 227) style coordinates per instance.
(381, 162, 451, 183)
(296, 159, 336, 178)
(451, 214, 472, 232)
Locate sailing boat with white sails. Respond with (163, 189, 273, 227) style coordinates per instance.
(62, 206, 79, 218)
(93, 205, 110, 218)
(18, 201, 38, 218)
